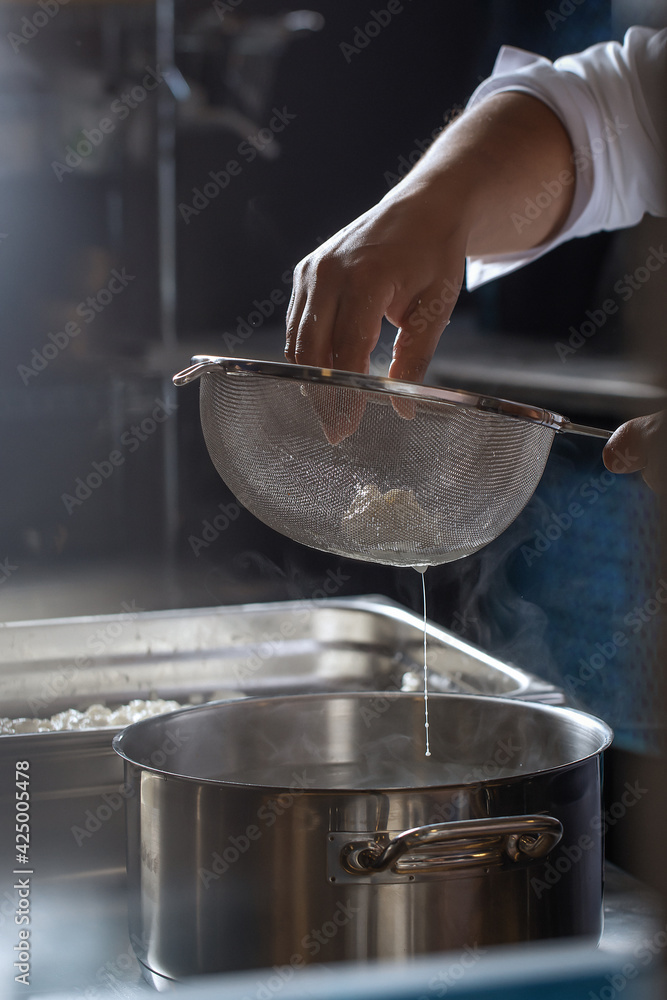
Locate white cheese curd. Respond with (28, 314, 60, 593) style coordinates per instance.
(342, 483, 431, 550)
(0, 698, 183, 735)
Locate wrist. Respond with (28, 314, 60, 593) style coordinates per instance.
(379, 168, 479, 251)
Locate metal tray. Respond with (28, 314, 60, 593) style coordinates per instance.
(0, 595, 561, 721)
(0, 596, 563, 996)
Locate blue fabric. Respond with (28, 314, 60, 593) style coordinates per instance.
(507, 434, 661, 752)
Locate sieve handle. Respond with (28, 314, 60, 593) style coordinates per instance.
(559, 421, 612, 440)
(339, 815, 563, 875)
(172, 357, 223, 386)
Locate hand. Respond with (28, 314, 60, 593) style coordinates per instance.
(284, 92, 575, 444)
(284, 187, 468, 384)
(603, 411, 665, 492)
(285, 92, 575, 384)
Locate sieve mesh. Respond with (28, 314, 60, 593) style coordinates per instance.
(199, 370, 556, 568)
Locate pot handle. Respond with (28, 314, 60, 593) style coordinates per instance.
(340, 814, 563, 875)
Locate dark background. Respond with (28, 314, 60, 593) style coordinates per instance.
(0, 0, 663, 777)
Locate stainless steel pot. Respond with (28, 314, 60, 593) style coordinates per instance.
(113, 692, 612, 982)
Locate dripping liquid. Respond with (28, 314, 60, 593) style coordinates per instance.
(416, 567, 431, 757)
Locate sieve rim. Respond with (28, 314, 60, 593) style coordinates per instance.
(173, 355, 569, 432)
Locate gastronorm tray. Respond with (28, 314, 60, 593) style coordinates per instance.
(0, 596, 563, 996)
(0, 595, 561, 722)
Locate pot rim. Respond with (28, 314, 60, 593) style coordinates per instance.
(112, 692, 613, 793)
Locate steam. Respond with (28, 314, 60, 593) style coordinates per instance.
(118, 693, 608, 791)
(409, 442, 581, 695)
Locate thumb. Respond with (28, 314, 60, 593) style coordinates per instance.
(603, 412, 665, 492)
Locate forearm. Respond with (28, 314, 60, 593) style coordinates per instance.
(381, 91, 575, 256)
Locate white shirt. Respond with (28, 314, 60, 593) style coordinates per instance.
(466, 26, 667, 289)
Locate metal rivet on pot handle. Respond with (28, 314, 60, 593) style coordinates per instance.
(340, 815, 563, 875)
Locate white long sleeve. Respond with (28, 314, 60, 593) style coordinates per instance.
(465, 26, 667, 289)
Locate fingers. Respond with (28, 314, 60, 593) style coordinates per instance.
(387, 276, 462, 388)
(603, 412, 666, 492)
(292, 285, 385, 442)
(284, 284, 301, 361)
(602, 421, 644, 475)
(285, 262, 383, 373)
(303, 384, 367, 446)
(285, 274, 338, 369)
(284, 194, 468, 403)
(325, 286, 392, 373)
(286, 259, 393, 374)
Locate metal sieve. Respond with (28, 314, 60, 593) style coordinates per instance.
(173, 356, 611, 569)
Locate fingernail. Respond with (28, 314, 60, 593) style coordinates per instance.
(391, 396, 416, 420)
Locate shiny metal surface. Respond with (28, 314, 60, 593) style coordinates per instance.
(173, 357, 611, 570)
(0, 601, 651, 998)
(115, 692, 612, 980)
(0, 597, 561, 994)
(0, 861, 655, 997)
(172, 356, 611, 438)
(338, 814, 563, 876)
(0, 596, 561, 720)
